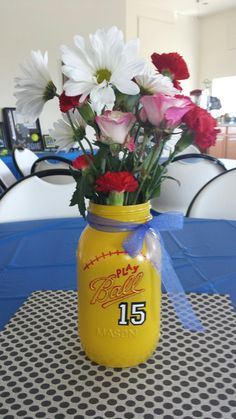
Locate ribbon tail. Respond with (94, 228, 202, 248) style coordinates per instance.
(157, 243, 205, 332)
(122, 225, 147, 257)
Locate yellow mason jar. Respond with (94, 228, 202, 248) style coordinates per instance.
(77, 201, 161, 368)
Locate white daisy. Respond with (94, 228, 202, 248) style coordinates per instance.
(135, 67, 178, 96)
(49, 110, 86, 151)
(61, 26, 145, 114)
(14, 50, 56, 123)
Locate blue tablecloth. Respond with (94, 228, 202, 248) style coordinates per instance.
(0, 217, 236, 330)
(0, 150, 79, 178)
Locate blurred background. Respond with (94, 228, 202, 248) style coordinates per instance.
(0, 0, 236, 156)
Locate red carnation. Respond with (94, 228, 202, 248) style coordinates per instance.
(72, 154, 94, 170)
(96, 171, 139, 193)
(183, 105, 220, 149)
(151, 52, 190, 90)
(59, 91, 82, 113)
(195, 130, 219, 150)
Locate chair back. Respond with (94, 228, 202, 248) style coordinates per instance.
(187, 168, 236, 220)
(31, 155, 73, 183)
(0, 159, 17, 189)
(0, 178, 6, 194)
(175, 144, 200, 156)
(0, 169, 80, 222)
(151, 153, 226, 215)
(13, 147, 38, 176)
(31, 155, 72, 173)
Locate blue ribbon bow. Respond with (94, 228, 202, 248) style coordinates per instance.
(87, 211, 205, 332)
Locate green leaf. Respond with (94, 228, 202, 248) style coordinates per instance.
(174, 131, 194, 153)
(149, 184, 161, 198)
(69, 166, 82, 182)
(109, 156, 120, 171)
(141, 150, 154, 171)
(69, 175, 87, 218)
(93, 145, 110, 173)
(125, 152, 135, 172)
(70, 186, 81, 207)
(115, 91, 140, 112)
(78, 179, 87, 218)
(83, 172, 95, 198)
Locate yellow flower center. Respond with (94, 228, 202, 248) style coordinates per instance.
(96, 68, 112, 84)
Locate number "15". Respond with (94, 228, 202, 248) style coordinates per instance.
(118, 302, 146, 326)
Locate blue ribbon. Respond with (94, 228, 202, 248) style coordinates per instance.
(87, 211, 205, 332)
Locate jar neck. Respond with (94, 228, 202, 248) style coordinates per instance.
(88, 202, 152, 224)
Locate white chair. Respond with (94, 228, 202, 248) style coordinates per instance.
(13, 147, 38, 176)
(219, 158, 236, 170)
(12, 147, 72, 177)
(31, 155, 72, 174)
(151, 154, 226, 215)
(175, 144, 200, 156)
(0, 169, 81, 222)
(31, 155, 74, 184)
(0, 159, 17, 189)
(0, 178, 6, 195)
(187, 168, 236, 220)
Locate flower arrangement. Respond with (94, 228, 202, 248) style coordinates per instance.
(14, 26, 219, 217)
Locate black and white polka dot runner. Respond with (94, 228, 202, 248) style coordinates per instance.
(0, 291, 236, 419)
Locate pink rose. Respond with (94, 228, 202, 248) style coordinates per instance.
(140, 93, 194, 128)
(95, 111, 136, 144)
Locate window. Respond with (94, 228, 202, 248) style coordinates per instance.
(211, 76, 236, 119)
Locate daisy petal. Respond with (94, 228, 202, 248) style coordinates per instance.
(61, 26, 144, 112)
(14, 50, 56, 122)
(114, 79, 140, 95)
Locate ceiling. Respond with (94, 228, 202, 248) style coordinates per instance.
(158, 0, 236, 17)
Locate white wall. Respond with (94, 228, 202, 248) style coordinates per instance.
(0, 0, 126, 133)
(3, 0, 235, 134)
(126, 0, 200, 95)
(199, 7, 236, 88)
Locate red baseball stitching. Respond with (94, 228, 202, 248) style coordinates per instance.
(83, 250, 147, 271)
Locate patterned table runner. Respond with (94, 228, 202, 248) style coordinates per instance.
(0, 291, 236, 419)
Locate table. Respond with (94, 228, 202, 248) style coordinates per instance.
(0, 217, 236, 331)
(0, 291, 235, 419)
(0, 151, 79, 179)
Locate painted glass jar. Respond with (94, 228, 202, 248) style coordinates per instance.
(77, 202, 161, 367)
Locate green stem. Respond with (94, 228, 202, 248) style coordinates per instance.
(133, 131, 149, 173)
(84, 136, 94, 155)
(144, 139, 166, 199)
(124, 191, 129, 205)
(107, 191, 124, 206)
(145, 144, 184, 201)
(66, 111, 97, 173)
(134, 123, 142, 143)
(132, 145, 161, 204)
